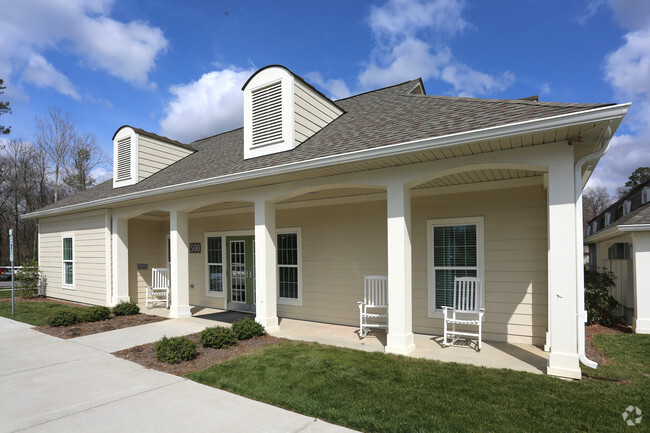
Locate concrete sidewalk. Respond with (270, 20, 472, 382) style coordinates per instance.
(0, 317, 356, 433)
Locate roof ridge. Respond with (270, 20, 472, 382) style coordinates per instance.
(191, 127, 244, 145)
(334, 79, 420, 102)
(403, 93, 613, 108)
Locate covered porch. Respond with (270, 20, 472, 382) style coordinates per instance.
(141, 305, 549, 375)
(111, 139, 587, 379)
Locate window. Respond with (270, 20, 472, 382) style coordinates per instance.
(277, 230, 301, 305)
(62, 236, 74, 287)
(206, 236, 224, 296)
(427, 217, 484, 316)
(608, 242, 632, 259)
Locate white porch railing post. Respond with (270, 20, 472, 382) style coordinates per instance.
(111, 217, 130, 305)
(546, 155, 580, 379)
(385, 182, 415, 355)
(632, 232, 650, 333)
(169, 209, 191, 318)
(254, 198, 279, 331)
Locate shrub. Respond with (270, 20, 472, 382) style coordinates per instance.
(200, 326, 238, 349)
(47, 310, 80, 327)
(231, 317, 266, 340)
(112, 301, 140, 316)
(584, 267, 620, 326)
(16, 257, 42, 299)
(155, 336, 197, 364)
(81, 306, 111, 322)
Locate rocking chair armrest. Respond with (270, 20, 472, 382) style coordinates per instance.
(357, 301, 364, 311)
(441, 306, 453, 311)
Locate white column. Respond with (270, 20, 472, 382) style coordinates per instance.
(111, 217, 130, 305)
(169, 209, 191, 318)
(254, 199, 279, 331)
(632, 231, 650, 333)
(385, 183, 415, 355)
(546, 157, 580, 379)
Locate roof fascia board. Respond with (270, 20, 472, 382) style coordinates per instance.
(24, 103, 630, 219)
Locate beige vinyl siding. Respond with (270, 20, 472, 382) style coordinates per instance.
(293, 81, 343, 146)
(138, 136, 193, 182)
(412, 185, 548, 345)
(277, 201, 387, 324)
(39, 211, 108, 305)
(187, 212, 255, 309)
(127, 218, 168, 303)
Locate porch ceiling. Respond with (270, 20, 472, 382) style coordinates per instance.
(280, 187, 386, 203)
(413, 168, 545, 189)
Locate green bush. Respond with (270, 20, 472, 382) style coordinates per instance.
(16, 257, 41, 299)
(80, 306, 111, 322)
(112, 301, 140, 316)
(584, 267, 620, 326)
(200, 326, 238, 349)
(155, 336, 197, 364)
(46, 310, 80, 327)
(232, 317, 266, 340)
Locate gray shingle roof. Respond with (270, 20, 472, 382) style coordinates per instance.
(33, 79, 611, 214)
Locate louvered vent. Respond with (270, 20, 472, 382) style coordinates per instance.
(116, 137, 131, 181)
(251, 82, 283, 146)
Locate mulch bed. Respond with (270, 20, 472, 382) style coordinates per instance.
(585, 323, 633, 365)
(36, 313, 167, 339)
(113, 333, 284, 376)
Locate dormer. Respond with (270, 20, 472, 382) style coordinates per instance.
(112, 126, 194, 188)
(242, 65, 344, 159)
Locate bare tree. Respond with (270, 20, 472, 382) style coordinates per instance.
(0, 78, 11, 135)
(34, 107, 76, 202)
(583, 186, 611, 235)
(64, 133, 108, 192)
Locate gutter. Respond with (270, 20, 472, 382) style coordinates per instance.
(23, 102, 631, 220)
(618, 224, 650, 232)
(573, 124, 615, 369)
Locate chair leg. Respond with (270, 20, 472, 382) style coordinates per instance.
(443, 310, 448, 346)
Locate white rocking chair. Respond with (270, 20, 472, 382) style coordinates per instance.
(442, 276, 484, 350)
(357, 275, 388, 337)
(146, 267, 170, 308)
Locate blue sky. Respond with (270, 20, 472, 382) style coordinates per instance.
(1, 0, 649, 193)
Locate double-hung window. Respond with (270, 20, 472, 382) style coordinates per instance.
(206, 236, 224, 296)
(62, 236, 74, 287)
(277, 229, 301, 305)
(427, 217, 484, 316)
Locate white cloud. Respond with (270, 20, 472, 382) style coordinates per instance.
(587, 1, 650, 195)
(605, 28, 650, 101)
(358, 0, 514, 97)
(159, 67, 255, 143)
(368, 0, 468, 40)
(303, 72, 352, 100)
(441, 62, 514, 98)
(0, 0, 167, 98)
(21, 54, 81, 100)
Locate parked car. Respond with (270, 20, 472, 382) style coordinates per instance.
(0, 267, 13, 281)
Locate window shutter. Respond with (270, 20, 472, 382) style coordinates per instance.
(116, 137, 131, 181)
(251, 82, 283, 146)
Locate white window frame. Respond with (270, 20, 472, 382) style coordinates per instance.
(112, 128, 138, 188)
(427, 217, 485, 318)
(277, 227, 302, 306)
(204, 233, 225, 298)
(62, 233, 75, 289)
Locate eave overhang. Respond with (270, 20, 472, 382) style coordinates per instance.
(23, 102, 631, 220)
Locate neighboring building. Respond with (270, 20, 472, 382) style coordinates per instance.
(24, 65, 630, 379)
(586, 179, 650, 332)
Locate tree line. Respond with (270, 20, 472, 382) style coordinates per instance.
(0, 79, 110, 265)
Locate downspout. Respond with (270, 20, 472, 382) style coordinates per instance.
(574, 125, 613, 369)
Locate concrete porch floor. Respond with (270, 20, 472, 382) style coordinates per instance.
(140, 304, 548, 375)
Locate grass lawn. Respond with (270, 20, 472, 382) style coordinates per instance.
(188, 335, 649, 433)
(0, 300, 88, 326)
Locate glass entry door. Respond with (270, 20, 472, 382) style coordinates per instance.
(227, 236, 255, 312)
